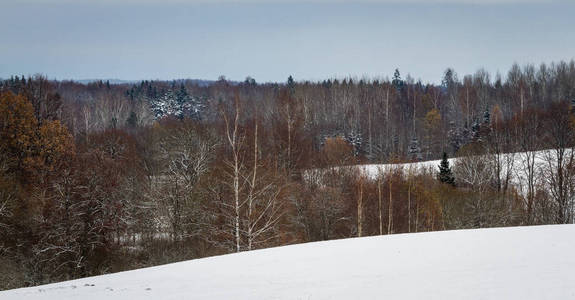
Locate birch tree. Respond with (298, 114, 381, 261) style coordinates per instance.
(221, 95, 244, 252)
(244, 118, 286, 250)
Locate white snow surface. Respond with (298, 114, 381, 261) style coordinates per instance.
(2, 225, 575, 299)
(339, 149, 572, 196)
(360, 148, 571, 174)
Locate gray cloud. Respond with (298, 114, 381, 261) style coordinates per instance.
(1, 0, 573, 82)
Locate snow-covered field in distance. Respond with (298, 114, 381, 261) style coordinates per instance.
(2, 225, 575, 300)
(358, 148, 573, 175)
(327, 149, 570, 196)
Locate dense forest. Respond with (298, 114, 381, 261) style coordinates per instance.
(1, 60, 575, 289)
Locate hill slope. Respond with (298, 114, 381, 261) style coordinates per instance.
(2, 225, 575, 299)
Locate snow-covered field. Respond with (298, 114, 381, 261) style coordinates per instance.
(2, 225, 575, 299)
(356, 150, 533, 178)
(341, 149, 571, 196)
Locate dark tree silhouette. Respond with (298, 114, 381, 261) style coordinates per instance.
(438, 152, 455, 186)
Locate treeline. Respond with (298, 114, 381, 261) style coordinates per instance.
(1, 60, 575, 289)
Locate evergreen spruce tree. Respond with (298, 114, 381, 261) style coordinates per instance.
(287, 75, 295, 94)
(441, 68, 456, 89)
(482, 107, 491, 125)
(448, 121, 462, 154)
(438, 152, 455, 186)
(408, 136, 422, 161)
(479, 107, 492, 141)
(346, 131, 363, 157)
(471, 118, 480, 141)
(126, 111, 138, 127)
(392, 68, 403, 90)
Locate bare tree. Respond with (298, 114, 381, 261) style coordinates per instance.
(375, 167, 386, 235)
(155, 121, 217, 242)
(356, 175, 364, 237)
(387, 165, 394, 234)
(454, 150, 496, 227)
(244, 119, 286, 250)
(221, 95, 244, 252)
(542, 102, 575, 224)
(514, 110, 542, 224)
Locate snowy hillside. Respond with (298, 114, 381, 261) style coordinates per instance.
(2, 225, 575, 299)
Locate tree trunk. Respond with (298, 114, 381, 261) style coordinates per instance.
(357, 178, 363, 237)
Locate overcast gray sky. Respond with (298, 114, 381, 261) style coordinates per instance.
(0, 0, 573, 83)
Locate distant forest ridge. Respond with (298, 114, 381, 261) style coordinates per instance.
(3, 59, 574, 162)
